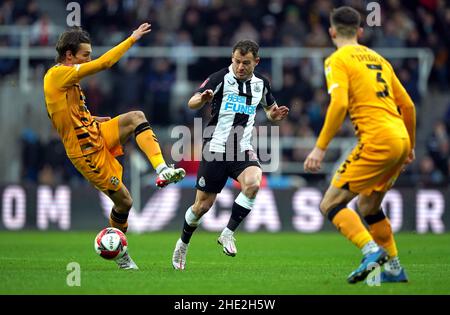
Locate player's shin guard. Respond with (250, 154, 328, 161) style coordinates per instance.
(180, 207, 201, 244)
(134, 122, 166, 170)
(226, 193, 254, 232)
(364, 210, 398, 258)
(109, 208, 129, 234)
(328, 205, 373, 249)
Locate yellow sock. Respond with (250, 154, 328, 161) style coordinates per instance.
(331, 208, 373, 249)
(109, 216, 128, 234)
(368, 218, 398, 258)
(149, 153, 165, 170)
(135, 124, 166, 170)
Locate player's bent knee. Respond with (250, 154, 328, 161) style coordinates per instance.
(319, 200, 331, 216)
(242, 182, 260, 198)
(319, 199, 344, 216)
(357, 202, 379, 217)
(130, 111, 146, 126)
(135, 110, 146, 120)
(194, 200, 214, 216)
(122, 111, 146, 130)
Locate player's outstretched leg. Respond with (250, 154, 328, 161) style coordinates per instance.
(107, 187, 139, 270)
(172, 207, 202, 270)
(156, 165, 186, 188)
(218, 192, 255, 257)
(364, 209, 409, 283)
(218, 166, 260, 257)
(120, 112, 186, 188)
(326, 202, 388, 283)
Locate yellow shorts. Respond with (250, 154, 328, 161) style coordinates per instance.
(71, 116, 124, 192)
(99, 116, 124, 158)
(332, 137, 410, 196)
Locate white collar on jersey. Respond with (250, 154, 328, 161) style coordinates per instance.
(228, 64, 255, 82)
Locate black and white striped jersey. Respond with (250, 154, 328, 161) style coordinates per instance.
(196, 65, 276, 154)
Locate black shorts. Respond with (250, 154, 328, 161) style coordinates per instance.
(196, 149, 261, 193)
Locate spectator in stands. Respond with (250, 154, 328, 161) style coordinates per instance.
(20, 127, 42, 184)
(417, 155, 446, 187)
(157, 0, 187, 33)
(114, 57, 145, 115)
(144, 58, 175, 126)
(444, 100, 450, 134)
(0, 36, 17, 75)
(83, 76, 107, 116)
(426, 121, 449, 180)
(2, 0, 449, 186)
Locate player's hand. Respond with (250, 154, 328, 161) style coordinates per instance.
(131, 23, 152, 41)
(94, 116, 111, 123)
(401, 149, 415, 171)
(269, 106, 289, 121)
(405, 149, 415, 164)
(200, 89, 214, 103)
(304, 147, 326, 173)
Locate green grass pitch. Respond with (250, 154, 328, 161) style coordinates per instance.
(1, 231, 449, 294)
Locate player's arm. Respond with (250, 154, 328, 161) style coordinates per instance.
(77, 23, 151, 78)
(75, 37, 136, 79)
(188, 69, 226, 110)
(60, 23, 151, 87)
(263, 103, 289, 122)
(260, 77, 289, 122)
(188, 90, 214, 110)
(391, 69, 416, 150)
(304, 57, 348, 173)
(315, 89, 348, 150)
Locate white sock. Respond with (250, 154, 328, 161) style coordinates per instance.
(185, 207, 201, 227)
(235, 192, 255, 210)
(221, 227, 234, 236)
(179, 238, 188, 246)
(384, 256, 402, 275)
(156, 163, 168, 174)
(361, 241, 379, 256)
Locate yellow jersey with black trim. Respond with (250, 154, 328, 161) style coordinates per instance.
(324, 44, 409, 143)
(43, 36, 136, 158)
(44, 64, 103, 158)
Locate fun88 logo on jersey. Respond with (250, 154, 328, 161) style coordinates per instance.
(224, 94, 256, 115)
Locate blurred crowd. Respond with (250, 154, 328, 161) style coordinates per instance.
(1, 0, 450, 186)
(419, 101, 450, 186)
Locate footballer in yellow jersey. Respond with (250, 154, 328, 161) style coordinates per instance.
(322, 44, 413, 195)
(304, 7, 415, 284)
(44, 23, 185, 269)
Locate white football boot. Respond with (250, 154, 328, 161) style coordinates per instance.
(156, 165, 186, 188)
(115, 251, 139, 270)
(172, 238, 189, 270)
(217, 231, 237, 257)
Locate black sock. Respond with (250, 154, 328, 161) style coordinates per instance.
(364, 209, 386, 225)
(110, 208, 129, 224)
(180, 220, 197, 244)
(226, 202, 251, 232)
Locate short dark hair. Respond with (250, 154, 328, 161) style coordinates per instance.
(55, 27, 91, 63)
(232, 40, 259, 58)
(330, 6, 361, 38)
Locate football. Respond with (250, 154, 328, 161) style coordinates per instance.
(94, 227, 128, 260)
